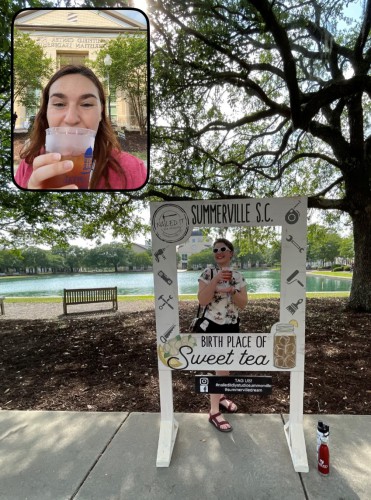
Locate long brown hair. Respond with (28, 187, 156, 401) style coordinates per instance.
(20, 64, 126, 189)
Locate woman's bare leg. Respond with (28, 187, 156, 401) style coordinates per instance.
(209, 371, 232, 431)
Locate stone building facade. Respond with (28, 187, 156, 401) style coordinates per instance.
(177, 230, 213, 270)
(13, 9, 147, 131)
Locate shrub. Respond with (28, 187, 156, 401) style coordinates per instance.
(332, 266, 344, 272)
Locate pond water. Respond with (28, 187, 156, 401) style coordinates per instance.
(0, 270, 351, 297)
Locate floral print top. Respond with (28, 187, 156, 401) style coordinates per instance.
(198, 266, 247, 325)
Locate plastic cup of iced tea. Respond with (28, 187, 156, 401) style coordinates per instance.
(42, 127, 96, 189)
(222, 267, 233, 282)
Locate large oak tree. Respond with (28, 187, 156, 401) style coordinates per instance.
(2, 0, 371, 311)
(149, 0, 371, 311)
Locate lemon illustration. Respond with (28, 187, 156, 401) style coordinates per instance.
(158, 334, 197, 369)
(157, 345, 167, 366)
(167, 357, 183, 369)
(289, 319, 298, 328)
(157, 345, 182, 368)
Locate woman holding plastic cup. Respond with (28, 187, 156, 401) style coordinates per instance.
(15, 65, 147, 190)
(197, 238, 248, 432)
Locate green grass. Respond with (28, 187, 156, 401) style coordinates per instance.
(130, 151, 147, 161)
(305, 291, 350, 298)
(4, 291, 350, 303)
(0, 274, 37, 280)
(118, 295, 153, 301)
(180, 292, 350, 300)
(308, 271, 352, 279)
(4, 295, 154, 304)
(179, 293, 281, 300)
(5, 296, 62, 303)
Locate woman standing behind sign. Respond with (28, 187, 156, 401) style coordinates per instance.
(197, 238, 248, 432)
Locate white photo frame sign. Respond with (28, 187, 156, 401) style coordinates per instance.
(150, 197, 308, 472)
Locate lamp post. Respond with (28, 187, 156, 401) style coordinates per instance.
(104, 54, 112, 122)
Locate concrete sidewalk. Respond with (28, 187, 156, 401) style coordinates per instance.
(0, 411, 369, 500)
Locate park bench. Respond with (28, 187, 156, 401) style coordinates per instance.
(0, 296, 4, 315)
(63, 287, 118, 315)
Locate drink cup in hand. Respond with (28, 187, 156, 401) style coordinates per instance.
(222, 268, 232, 282)
(42, 127, 96, 189)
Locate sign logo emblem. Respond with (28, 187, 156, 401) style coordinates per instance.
(152, 204, 190, 243)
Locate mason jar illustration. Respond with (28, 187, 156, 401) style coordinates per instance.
(273, 323, 296, 369)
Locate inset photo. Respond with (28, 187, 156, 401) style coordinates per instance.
(12, 8, 149, 191)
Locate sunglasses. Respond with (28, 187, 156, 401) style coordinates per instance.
(213, 246, 231, 254)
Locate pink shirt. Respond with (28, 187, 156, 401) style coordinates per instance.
(14, 149, 147, 190)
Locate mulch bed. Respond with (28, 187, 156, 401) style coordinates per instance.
(0, 298, 369, 415)
(119, 131, 147, 152)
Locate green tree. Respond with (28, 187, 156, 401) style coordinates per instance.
(22, 246, 50, 273)
(339, 235, 355, 264)
(64, 245, 87, 273)
(0, 248, 23, 273)
(132, 251, 152, 269)
(13, 29, 53, 110)
(85, 242, 133, 271)
(233, 239, 264, 267)
(307, 224, 329, 265)
(47, 252, 65, 273)
(187, 248, 213, 269)
(149, 0, 371, 311)
(264, 240, 282, 267)
(93, 34, 148, 134)
(307, 224, 342, 267)
(236, 227, 279, 267)
(320, 232, 342, 266)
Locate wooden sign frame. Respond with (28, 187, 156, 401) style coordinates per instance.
(150, 197, 308, 472)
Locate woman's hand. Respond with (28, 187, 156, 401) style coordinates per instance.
(215, 269, 233, 293)
(215, 285, 234, 294)
(198, 270, 223, 305)
(27, 153, 78, 189)
(221, 269, 232, 281)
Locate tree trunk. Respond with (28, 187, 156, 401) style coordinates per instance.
(348, 210, 371, 312)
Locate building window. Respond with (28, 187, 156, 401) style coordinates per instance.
(57, 51, 89, 68)
(67, 12, 78, 23)
(182, 254, 188, 261)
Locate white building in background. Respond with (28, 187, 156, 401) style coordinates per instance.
(13, 9, 147, 131)
(177, 229, 213, 270)
(131, 242, 149, 254)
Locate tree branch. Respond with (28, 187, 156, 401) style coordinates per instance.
(308, 196, 347, 211)
(247, 0, 302, 125)
(354, 0, 371, 61)
(302, 75, 371, 126)
(192, 108, 286, 137)
(313, 176, 344, 198)
(155, 1, 252, 73)
(307, 121, 351, 162)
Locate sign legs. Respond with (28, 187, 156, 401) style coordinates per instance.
(284, 371, 309, 472)
(156, 370, 179, 467)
